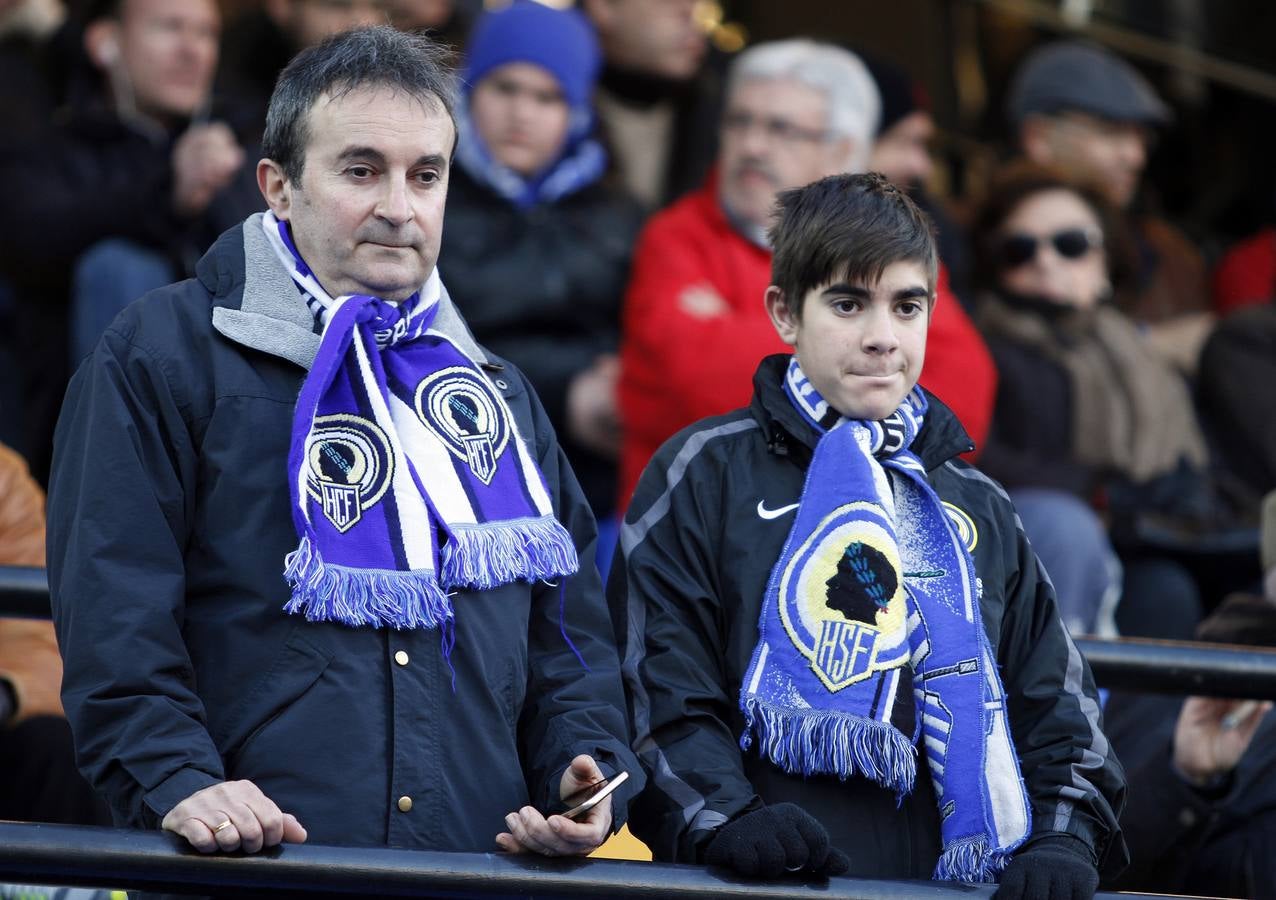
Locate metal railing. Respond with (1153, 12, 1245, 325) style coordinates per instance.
(0, 822, 1175, 899)
(0, 567, 1250, 897)
(9, 565, 1276, 700)
(0, 566, 47, 620)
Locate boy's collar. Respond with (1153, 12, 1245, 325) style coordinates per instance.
(750, 354, 974, 467)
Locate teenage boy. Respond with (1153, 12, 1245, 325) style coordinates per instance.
(609, 173, 1126, 896)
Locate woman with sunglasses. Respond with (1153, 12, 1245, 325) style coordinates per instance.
(971, 162, 1223, 641)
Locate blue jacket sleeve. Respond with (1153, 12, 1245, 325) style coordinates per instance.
(47, 324, 225, 826)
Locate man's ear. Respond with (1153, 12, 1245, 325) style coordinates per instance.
(1019, 116, 1057, 166)
(84, 20, 121, 71)
(257, 158, 293, 219)
(828, 135, 856, 175)
(579, 0, 612, 31)
(764, 285, 799, 346)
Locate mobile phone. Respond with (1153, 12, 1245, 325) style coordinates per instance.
(559, 770, 629, 820)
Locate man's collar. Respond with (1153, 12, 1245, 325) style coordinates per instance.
(718, 194, 771, 250)
(210, 213, 488, 371)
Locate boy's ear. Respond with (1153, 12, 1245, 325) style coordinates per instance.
(764, 285, 799, 346)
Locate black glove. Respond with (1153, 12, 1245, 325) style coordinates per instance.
(993, 835, 1099, 900)
(704, 802, 850, 878)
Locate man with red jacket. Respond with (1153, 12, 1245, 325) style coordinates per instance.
(617, 39, 995, 505)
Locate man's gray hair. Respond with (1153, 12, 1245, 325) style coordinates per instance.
(727, 39, 880, 173)
(263, 25, 458, 184)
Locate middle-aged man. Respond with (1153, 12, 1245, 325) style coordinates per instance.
(616, 39, 997, 506)
(48, 26, 641, 857)
(1006, 39, 1211, 371)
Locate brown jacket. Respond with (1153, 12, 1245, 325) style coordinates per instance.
(0, 441, 61, 722)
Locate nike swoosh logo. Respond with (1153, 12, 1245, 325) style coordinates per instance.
(756, 500, 799, 520)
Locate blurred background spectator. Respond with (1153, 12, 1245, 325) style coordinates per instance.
(440, 0, 642, 563)
(971, 162, 1258, 638)
(0, 0, 262, 485)
(1005, 40, 1213, 376)
(216, 0, 389, 141)
(581, 0, 719, 210)
(615, 38, 996, 506)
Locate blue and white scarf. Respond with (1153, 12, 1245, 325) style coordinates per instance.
(264, 212, 578, 630)
(740, 358, 1030, 883)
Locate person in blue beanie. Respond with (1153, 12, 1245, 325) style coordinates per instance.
(440, 1, 644, 561)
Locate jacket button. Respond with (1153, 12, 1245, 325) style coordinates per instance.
(494, 378, 509, 390)
(394, 650, 409, 666)
(398, 796, 413, 813)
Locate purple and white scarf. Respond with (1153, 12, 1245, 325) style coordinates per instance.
(263, 212, 578, 630)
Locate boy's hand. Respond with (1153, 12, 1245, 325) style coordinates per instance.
(705, 802, 849, 878)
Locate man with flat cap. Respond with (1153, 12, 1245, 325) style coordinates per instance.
(1008, 40, 1211, 372)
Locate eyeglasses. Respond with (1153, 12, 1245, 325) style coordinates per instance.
(999, 228, 1102, 269)
(721, 110, 831, 145)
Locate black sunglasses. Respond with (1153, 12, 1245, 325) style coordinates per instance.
(999, 229, 1102, 269)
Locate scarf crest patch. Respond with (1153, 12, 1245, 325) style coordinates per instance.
(740, 358, 1030, 883)
(265, 212, 579, 631)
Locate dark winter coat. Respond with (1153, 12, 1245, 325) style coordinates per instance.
(47, 215, 641, 849)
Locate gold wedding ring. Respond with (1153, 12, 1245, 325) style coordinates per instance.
(213, 820, 234, 834)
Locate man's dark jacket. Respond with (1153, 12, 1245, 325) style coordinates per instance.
(608, 355, 1127, 877)
(47, 215, 642, 849)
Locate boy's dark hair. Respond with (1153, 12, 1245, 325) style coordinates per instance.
(768, 172, 937, 316)
(263, 26, 458, 185)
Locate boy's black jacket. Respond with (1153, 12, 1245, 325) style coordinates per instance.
(608, 354, 1127, 879)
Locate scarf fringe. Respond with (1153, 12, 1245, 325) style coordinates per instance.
(440, 516, 579, 590)
(284, 534, 453, 629)
(741, 697, 917, 793)
(933, 835, 1013, 884)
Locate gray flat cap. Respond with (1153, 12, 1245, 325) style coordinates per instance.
(1006, 40, 1171, 127)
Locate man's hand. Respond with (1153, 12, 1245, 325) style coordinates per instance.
(495, 754, 613, 857)
(161, 779, 307, 854)
(171, 123, 244, 218)
(704, 803, 849, 878)
(566, 355, 622, 459)
(1173, 696, 1273, 786)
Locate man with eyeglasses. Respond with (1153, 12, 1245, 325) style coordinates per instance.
(1008, 40, 1211, 373)
(615, 39, 997, 507)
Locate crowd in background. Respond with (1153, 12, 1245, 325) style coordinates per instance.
(0, 0, 1274, 895)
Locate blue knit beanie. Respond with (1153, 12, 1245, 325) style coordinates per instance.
(463, 1, 601, 110)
